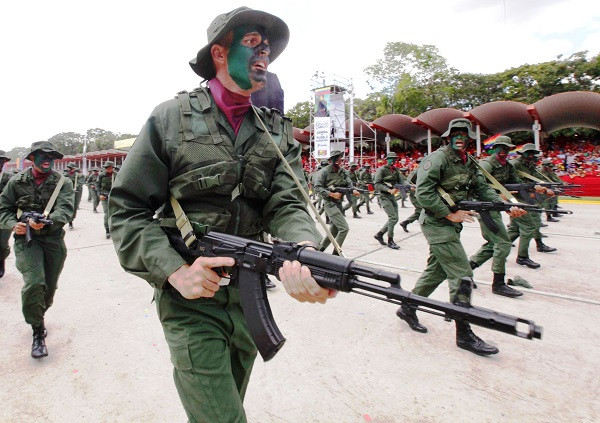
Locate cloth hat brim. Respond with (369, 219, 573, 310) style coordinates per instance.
(441, 120, 477, 139)
(27, 148, 63, 160)
(189, 9, 290, 80)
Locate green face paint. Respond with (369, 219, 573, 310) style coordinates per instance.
(227, 24, 269, 90)
(33, 152, 54, 173)
(387, 158, 395, 166)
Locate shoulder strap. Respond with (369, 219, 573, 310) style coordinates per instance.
(169, 195, 197, 248)
(177, 91, 195, 142)
(516, 170, 545, 183)
(468, 155, 518, 203)
(43, 176, 66, 217)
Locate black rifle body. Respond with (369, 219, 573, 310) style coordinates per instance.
(20, 211, 53, 247)
(179, 231, 542, 361)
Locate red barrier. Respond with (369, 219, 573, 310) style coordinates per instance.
(560, 176, 600, 197)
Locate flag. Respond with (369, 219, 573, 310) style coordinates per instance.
(483, 134, 501, 150)
(508, 144, 524, 159)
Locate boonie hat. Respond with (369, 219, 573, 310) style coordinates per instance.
(441, 118, 476, 139)
(189, 7, 290, 80)
(518, 143, 541, 155)
(491, 135, 515, 149)
(103, 161, 115, 168)
(27, 141, 63, 160)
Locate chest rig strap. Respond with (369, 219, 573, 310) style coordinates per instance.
(178, 87, 226, 145)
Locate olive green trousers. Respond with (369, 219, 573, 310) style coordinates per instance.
(0, 228, 11, 262)
(319, 200, 349, 251)
(403, 192, 422, 224)
(469, 211, 512, 274)
(412, 221, 472, 302)
(507, 212, 541, 257)
(378, 195, 399, 238)
(14, 235, 67, 326)
(156, 284, 257, 423)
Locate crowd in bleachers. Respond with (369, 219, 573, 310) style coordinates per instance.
(302, 138, 600, 177)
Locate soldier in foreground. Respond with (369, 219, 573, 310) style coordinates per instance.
(108, 7, 334, 422)
(373, 152, 402, 249)
(396, 119, 526, 356)
(0, 141, 74, 358)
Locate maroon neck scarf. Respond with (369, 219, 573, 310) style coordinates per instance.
(208, 78, 252, 135)
(31, 167, 51, 186)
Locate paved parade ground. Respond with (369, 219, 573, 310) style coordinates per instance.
(1, 190, 599, 423)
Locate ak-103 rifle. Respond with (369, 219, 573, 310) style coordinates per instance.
(19, 211, 53, 247)
(503, 183, 583, 205)
(168, 230, 543, 361)
(450, 200, 572, 233)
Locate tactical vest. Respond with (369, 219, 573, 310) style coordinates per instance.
(480, 155, 513, 184)
(165, 86, 292, 237)
(437, 147, 479, 203)
(97, 172, 114, 195)
(358, 169, 373, 185)
(377, 166, 402, 196)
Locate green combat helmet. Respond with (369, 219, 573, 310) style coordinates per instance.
(441, 118, 476, 139)
(67, 161, 78, 169)
(189, 7, 290, 80)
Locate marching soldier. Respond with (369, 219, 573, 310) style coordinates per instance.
(314, 150, 358, 253)
(64, 162, 85, 229)
(0, 141, 74, 358)
(0, 151, 13, 278)
(467, 136, 523, 298)
(507, 144, 556, 269)
(96, 161, 115, 239)
(396, 119, 526, 356)
(357, 163, 374, 214)
(399, 157, 423, 233)
(539, 158, 562, 222)
(373, 152, 403, 249)
(342, 162, 361, 218)
(86, 167, 100, 213)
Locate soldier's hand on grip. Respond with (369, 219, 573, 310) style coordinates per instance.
(446, 210, 477, 223)
(278, 260, 336, 304)
(168, 257, 235, 299)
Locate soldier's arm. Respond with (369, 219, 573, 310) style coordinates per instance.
(373, 168, 388, 192)
(108, 104, 187, 289)
(415, 155, 451, 218)
(0, 179, 20, 230)
(473, 170, 503, 202)
(262, 121, 321, 246)
(313, 168, 331, 198)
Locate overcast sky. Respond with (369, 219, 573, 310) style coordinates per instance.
(1, 0, 598, 152)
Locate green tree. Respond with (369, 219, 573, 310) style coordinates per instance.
(87, 128, 117, 151)
(47, 132, 86, 155)
(286, 101, 312, 129)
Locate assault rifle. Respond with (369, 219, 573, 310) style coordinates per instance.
(450, 200, 572, 234)
(328, 186, 378, 203)
(20, 211, 53, 247)
(172, 230, 543, 361)
(504, 183, 583, 205)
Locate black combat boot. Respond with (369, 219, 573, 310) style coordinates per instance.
(387, 238, 400, 250)
(31, 324, 48, 359)
(367, 208, 374, 215)
(353, 212, 361, 219)
(536, 239, 557, 253)
(455, 321, 499, 356)
(265, 280, 276, 290)
(69, 222, 74, 229)
(546, 214, 559, 222)
(516, 256, 541, 269)
(396, 305, 427, 333)
(374, 232, 386, 246)
(0, 259, 5, 278)
(469, 260, 479, 270)
(400, 220, 409, 233)
(491, 273, 522, 298)
(106, 230, 111, 239)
